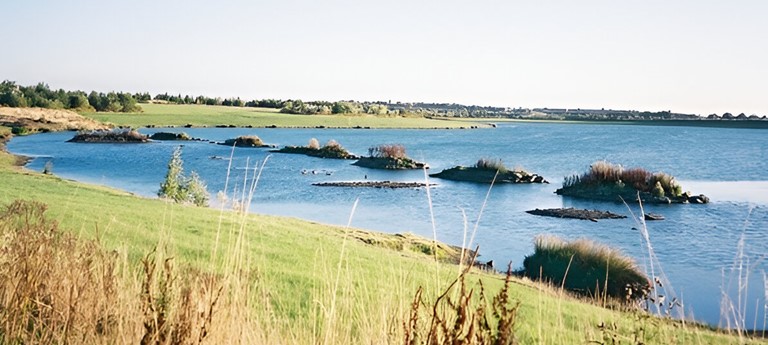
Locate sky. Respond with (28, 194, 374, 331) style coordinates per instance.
(1, 0, 766, 116)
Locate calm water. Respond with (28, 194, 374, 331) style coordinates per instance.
(7, 123, 768, 327)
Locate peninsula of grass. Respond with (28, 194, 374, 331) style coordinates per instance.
(556, 161, 710, 204)
(82, 103, 487, 129)
(0, 137, 759, 343)
(219, 135, 274, 148)
(353, 144, 428, 170)
(67, 128, 149, 143)
(430, 158, 548, 184)
(273, 138, 358, 159)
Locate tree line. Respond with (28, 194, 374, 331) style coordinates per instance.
(0, 81, 141, 112)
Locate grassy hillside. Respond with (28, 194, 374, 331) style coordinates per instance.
(83, 103, 484, 129)
(0, 145, 762, 343)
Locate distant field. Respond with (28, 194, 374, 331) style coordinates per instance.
(83, 103, 487, 129)
(453, 117, 768, 129)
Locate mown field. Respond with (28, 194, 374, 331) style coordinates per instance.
(83, 103, 486, 129)
(0, 131, 763, 343)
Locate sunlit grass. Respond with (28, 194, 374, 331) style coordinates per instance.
(83, 103, 484, 129)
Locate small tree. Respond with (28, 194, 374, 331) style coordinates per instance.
(158, 146, 209, 206)
(159, 147, 185, 202)
(184, 171, 209, 207)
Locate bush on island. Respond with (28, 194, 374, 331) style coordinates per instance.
(222, 135, 269, 147)
(274, 138, 358, 159)
(67, 128, 148, 143)
(352, 144, 427, 170)
(430, 158, 548, 184)
(556, 161, 707, 204)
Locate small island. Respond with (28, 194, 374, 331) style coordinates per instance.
(556, 161, 709, 204)
(352, 144, 428, 170)
(430, 158, 548, 184)
(67, 128, 149, 143)
(526, 208, 626, 221)
(149, 132, 192, 141)
(273, 138, 358, 159)
(219, 135, 274, 148)
(313, 181, 434, 189)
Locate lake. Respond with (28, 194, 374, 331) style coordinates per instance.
(7, 122, 768, 328)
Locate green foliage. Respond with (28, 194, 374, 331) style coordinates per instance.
(523, 235, 649, 300)
(651, 181, 665, 198)
(0, 80, 139, 113)
(183, 171, 209, 207)
(158, 147, 209, 206)
(158, 147, 186, 203)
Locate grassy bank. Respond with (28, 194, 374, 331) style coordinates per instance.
(83, 103, 485, 129)
(0, 143, 762, 343)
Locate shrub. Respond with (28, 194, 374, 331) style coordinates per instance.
(308, 137, 320, 150)
(367, 144, 407, 159)
(522, 235, 648, 300)
(68, 128, 148, 143)
(474, 158, 508, 173)
(158, 147, 209, 206)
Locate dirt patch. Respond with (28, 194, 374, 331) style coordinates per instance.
(0, 107, 111, 133)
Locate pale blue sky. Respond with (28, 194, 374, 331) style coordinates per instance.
(1, 0, 766, 115)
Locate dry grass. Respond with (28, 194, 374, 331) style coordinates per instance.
(368, 144, 408, 159)
(563, 161, 682, 197)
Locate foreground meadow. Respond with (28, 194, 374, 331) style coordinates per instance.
(0, 124, 764, 343)
(83, 103, 486, 129)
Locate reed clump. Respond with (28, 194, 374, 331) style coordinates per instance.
(557, 161, 697, 203)
(522, 235, 649, 301)
(355, 144, 427, 169)
(474, 158, 509, 173)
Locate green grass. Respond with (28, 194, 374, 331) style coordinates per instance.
(82, 103, 485, 129)
(0, 149, 762, 343)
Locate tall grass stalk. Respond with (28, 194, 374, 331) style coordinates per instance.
(423, 166, 440, 292)
(622, 195, 682, 319)
(323, 197, 359, 345)
(211, 142, 237, 269)
(462, 169, 499, 273)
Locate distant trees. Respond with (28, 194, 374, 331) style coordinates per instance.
(0, 80, 139, 113)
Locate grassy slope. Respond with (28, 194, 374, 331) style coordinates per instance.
(0, 148, 760, 343)
(83, 103, 483, 129)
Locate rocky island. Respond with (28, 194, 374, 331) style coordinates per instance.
(430, 158, 548, 184)
(556, 161, 709, 204)
(219, 135, 275, 148)
(352, 144, 428, 170)
(273, 138, 358, 159)
(67, 129, 149, 143)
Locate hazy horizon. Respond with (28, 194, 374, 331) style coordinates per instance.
(2, 0, 766, 116)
